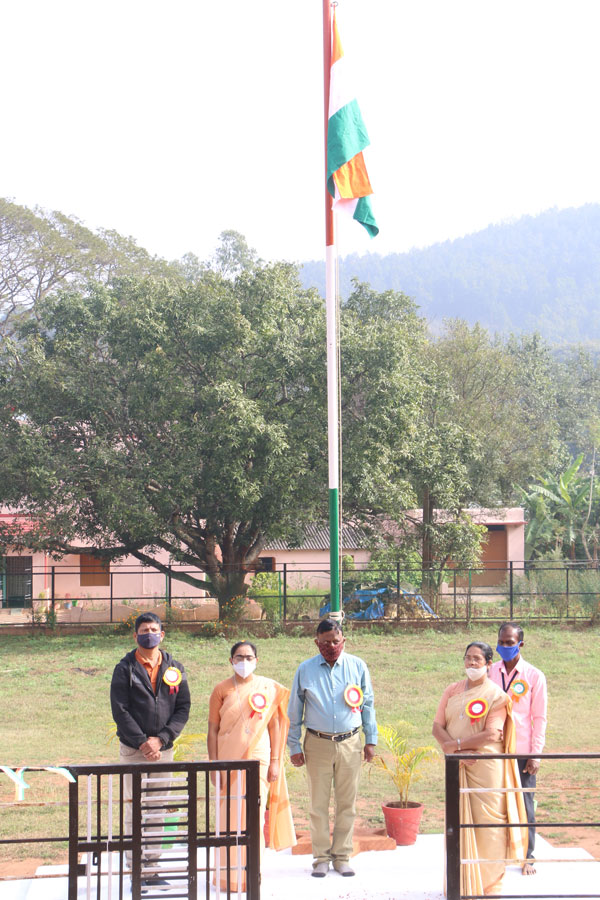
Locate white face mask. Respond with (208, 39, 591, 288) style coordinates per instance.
(233, 660, 257, 679)
(465, 665, 488, 681)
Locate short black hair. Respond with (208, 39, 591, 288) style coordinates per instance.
(316, 618, 343, 636)
(134, 612, 162, 632)
(230, 640, 258, 658)
(498, 621, 524, 642)
(464, 641, 493, 664)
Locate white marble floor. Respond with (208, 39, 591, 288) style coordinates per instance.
(2, 834, 598, 900)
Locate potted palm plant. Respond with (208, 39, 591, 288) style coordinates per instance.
(370, 721, 438, 845)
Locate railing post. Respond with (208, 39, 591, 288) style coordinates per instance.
(68, 773, 79, 900)
(246, 760, 261, 899)
(509, 560, 514, 619)
(51, 565, 55, 606)
(283, 563, 287, 622)
(167, 565, 172, 610)
(110, 572, 114, 623)
(396, 562, 400, 601)
(566, 565, 570, 618)
(445, 754, 461, 900)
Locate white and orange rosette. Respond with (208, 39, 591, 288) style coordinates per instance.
(249, 691, 268, 719)
(465, 697, 489, 720)
(344, 684, 364, 713)
(510, 679, 529, 702)
(163, 666, 182, 694)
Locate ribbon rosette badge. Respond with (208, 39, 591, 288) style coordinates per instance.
(163, 667, 182, 694)
(510, 679, 529, 703)
(344, 684, 364, 713)
(249, 692, 268, 719)
(465, 697, 489, 720)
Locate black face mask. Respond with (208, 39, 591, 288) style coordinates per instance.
(137, 632, 161, 649)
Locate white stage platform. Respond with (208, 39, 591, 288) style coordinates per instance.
(2, 835, 598, 900)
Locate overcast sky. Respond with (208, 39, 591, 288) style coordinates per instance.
(2, 0, 600, 264)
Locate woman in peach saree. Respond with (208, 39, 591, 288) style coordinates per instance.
(433, 641, 526, 897)
(208, 640, 296, 891)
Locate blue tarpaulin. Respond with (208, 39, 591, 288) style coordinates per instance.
(320, 586, 437, 620)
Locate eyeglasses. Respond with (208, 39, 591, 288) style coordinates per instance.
(233, 654, 256, 662)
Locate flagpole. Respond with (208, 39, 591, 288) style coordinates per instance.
(323, 0, 342, 620)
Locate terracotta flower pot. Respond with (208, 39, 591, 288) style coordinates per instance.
(381, 801, 424, 845)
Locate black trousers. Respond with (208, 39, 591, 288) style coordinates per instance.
(518, 757, 536, 859)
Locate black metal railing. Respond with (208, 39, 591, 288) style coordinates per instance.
(1, 760, 261, 900)
(445, 752, 600, 900)
(1, 559, 599, 626)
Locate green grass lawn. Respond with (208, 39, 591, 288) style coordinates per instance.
(2, 624, 599, 863)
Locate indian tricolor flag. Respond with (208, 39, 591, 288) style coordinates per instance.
(327, 10, 378, 238)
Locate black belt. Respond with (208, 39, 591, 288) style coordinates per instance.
(307, 727, 359, 743)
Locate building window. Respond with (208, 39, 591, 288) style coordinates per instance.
(258, 557, 276, 572)
(80, 553, 110, 587)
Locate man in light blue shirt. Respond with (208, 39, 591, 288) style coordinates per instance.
(288, 619, 377, 878)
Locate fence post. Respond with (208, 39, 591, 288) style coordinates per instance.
(445, 755, 461, 900)
(110, 572, 114, 623)
(167, 565, 172, 610)
(277, 570, 282, 619)
(566, 565, 570, 618)
(51, 566, 55, 606)
(453, 570, 457, 619)
(509, 560, 514, 619)
(283, 563, 287, 622)
(396, 562, 400, 600)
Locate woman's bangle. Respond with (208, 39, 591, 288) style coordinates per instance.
(270, 757, 278, 761)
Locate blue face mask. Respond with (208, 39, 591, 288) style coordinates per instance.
(496, 642, 520, 662)
(137, 631, 162, 649)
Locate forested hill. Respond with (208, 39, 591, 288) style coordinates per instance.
(299, 205, 600, 344)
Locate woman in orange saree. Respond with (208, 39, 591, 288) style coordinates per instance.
(207, 640, 296, 891)
(433, 641, 526, 897)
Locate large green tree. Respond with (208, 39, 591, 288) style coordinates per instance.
(433, 321, 564, 504)
(0, 267, 431, 618)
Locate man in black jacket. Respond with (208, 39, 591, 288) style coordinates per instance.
(110, 612, 191, 889)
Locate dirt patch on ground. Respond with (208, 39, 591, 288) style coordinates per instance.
(546, 828, 600, 859)
(0, 857, 64, 877)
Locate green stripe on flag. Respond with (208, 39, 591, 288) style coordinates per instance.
(327, 99, 370, 187)
(353, 196, 379, 237)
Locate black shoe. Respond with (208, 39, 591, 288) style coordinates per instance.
(141, 876, 171, 892)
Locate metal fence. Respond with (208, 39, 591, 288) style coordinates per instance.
(445, 752, 600, 900)
(1, 760, 261, 900)
(1, 559, 599, 626)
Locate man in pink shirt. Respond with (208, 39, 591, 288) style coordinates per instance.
(489, 622, 547, 876)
